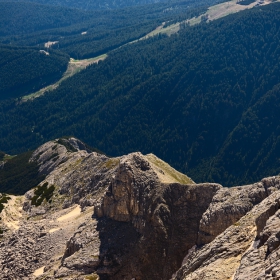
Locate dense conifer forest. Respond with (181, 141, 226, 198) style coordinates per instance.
(0, 0, 168, 10)
(0, 151, 45, 194)
(0, 0, 226, 10)
(0, 2, 94, 36)
(0, 45, 69, 99)
(1, 1, 280, 187)
(0, 0, 217, 59)
(0, 0, 210, 98)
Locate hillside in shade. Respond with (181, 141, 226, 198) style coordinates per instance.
(0, 45, 69, 100)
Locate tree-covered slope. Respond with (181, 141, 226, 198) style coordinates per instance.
(0, 2, 93, 36)
(0, 0, 215, 59)
(0, 45, 69, 99)
(0, 151, 45, 194)
(209, 83, 280, 185)
(0, 3, 280, 186)
(0, 0, 224, 10)
(0, 0, 168, 10)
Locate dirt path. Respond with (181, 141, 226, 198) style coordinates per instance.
(56, 204, 81, 222)
(29, 205, 95, 278)
(1, 195, 24, 231)
(21, 21, 179, 102)
(127, 0, 279, 46)
(33, 266, 45, 277)
(47, 205, 81, 233)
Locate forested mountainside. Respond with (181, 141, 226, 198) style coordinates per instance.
(0, 0, 215, 59)
(0, 151, 45, 194)
(0, 0, 227, 10)
(0, 0, 168, 10)
(0, 0, 209, 99)
(0, 3, 279, 186)
(0, 45, 69, 100)
(0, 2, 93, 36)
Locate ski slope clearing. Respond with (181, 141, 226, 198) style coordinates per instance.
(22, 54, 107, 101)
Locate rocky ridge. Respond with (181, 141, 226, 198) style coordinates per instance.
(0, 138, 280, 279)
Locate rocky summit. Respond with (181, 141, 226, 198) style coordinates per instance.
(1, 138, 280, 280)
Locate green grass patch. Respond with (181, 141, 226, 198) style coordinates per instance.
(234, 221, 240, 226)
(31, 183, 55, 206)
(85, 274, 99, 280)
(3, 154, 16, 161)
(104, 158, 120, 169)
(0, 151, 16, 161)
(145, 154, 194, 185)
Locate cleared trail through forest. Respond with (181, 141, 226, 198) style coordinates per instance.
(22, 54, 107, 101)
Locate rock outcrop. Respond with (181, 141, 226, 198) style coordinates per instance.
(91, 152, 221, 279)
(51, 147, 216, 279)
(172, 188, 280, 280)
(1, 138, 280, 280)
(197, 182, 267, 245)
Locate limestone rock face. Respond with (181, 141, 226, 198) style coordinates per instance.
(93, 152, 221, 279)
(29, 137, 91, 176)
(2, 138, 280, 280)
(56, 152, 220, 279)
(197, 182, 267, 245)
(172, 178, 280, 280)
